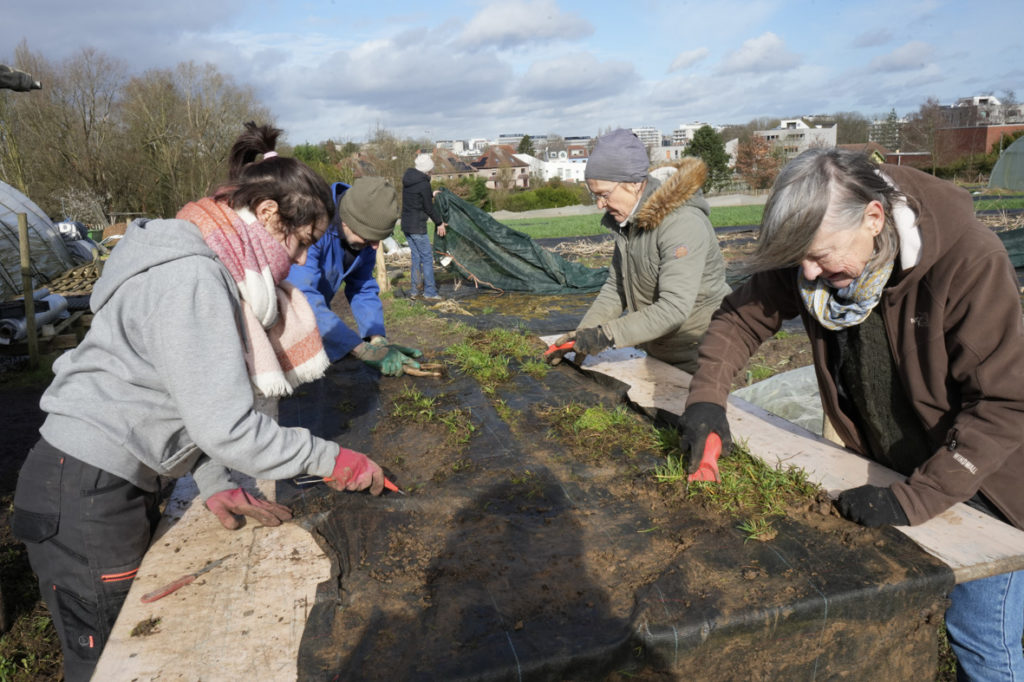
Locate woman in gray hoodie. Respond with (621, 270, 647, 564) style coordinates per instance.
(11, 123, 387, 681)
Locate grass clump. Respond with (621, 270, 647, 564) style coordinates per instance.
(390, 387, 475, 445)
(383, 296, 437, 324)
(538, 402, 662, 460)
(654, 440, 821, 541)
(446, 327, 542, 392)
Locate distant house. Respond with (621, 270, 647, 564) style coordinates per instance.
(883, 151, 932, 169)
(338, 150, 387, 178)
(516, 153, 586, 183)
(756, 119, 837, 159)
(566, 145, 589, 162)
(470, 145, 531, 189)
(426, 151, 477, 182)
(650, 145, 691, 164)
(836, 141, 891, 165)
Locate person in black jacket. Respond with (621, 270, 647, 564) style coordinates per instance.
(401, 154, 446, 299)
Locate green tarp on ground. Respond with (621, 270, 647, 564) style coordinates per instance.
(432, 188, 608, 294)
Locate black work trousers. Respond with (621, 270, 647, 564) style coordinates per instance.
(11, 439, 160, 682)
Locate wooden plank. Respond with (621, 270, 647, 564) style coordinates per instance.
(540, 335, 1024, 583)
(95, 476, 331, 680)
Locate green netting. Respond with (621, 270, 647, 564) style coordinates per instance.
(989, 136, 1024, 190)
(432, 188, 608, 294)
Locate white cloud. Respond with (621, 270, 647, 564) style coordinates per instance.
(519, 53, 636, 101)
(668, 48, 710, 73)
(459, 0, 592, 49)
(868, 41, 934, 73)
(717, 32, 801, 75)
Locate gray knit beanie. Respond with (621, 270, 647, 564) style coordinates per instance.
(338, 177, 399, 241)
(585, 128, 650, 182)
(414, 153, 434, 173)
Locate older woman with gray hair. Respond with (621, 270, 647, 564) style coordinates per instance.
(545, 128, 731, 372)
(680, 147, 1024, 680)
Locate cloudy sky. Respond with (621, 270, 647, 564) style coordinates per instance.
(4, 0, 1023, 145)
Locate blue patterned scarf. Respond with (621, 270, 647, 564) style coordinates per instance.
(798, 259, 894, 331)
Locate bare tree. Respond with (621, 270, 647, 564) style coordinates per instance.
(902, 97, 945, 172)
(5, 43, 128, 217)
(120, 62, 271, 216)
(734, 136, 784, 190)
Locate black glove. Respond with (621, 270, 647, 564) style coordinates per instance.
(574, 326, 612, 355)
(835, 485, 909, 527)
(678, 402, 733, 475)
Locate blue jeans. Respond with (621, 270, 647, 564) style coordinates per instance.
(945, 570, 1024, 681)
(405, 232, 437, 297)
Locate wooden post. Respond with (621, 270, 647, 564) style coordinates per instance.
(375, 244, 389, 293)
(18, 212, 39, 368)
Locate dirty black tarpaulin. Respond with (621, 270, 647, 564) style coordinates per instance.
(276, 315, 952, 680)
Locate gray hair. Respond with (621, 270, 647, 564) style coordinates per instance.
(744, 148, 912, 275)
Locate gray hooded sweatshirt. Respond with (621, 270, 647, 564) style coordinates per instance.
(39, 218, 339, 499)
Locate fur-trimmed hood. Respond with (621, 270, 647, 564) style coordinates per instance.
(632, 157, 708, 231)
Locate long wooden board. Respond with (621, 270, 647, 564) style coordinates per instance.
(94, 476, 331, 680)
(542, 336, 1024, 583)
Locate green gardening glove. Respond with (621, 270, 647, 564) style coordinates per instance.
(352, 341, 422, 376)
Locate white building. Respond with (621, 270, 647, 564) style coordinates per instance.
(755, 119, 837, 159)
(435, 139, 467, 154)
(631, 126, 664, 148)
(671, 123, 710, 146)
(514, 153, 587, 183)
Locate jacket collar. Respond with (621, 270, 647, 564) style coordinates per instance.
(631, 157, 709, 231)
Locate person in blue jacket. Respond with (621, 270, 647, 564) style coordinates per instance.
(286, 177, 423, 376)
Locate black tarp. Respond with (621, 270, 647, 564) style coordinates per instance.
(277, 315, 953, 680)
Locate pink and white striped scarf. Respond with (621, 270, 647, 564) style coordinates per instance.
(176, 198, 329, 397)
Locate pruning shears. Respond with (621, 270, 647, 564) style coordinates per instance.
(687, 433, 723, 483)
(141, 553, 235, 603)
(293, 474, 405, 495)
(544, 339, 576, 365)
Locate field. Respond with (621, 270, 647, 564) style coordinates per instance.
(5, 190, 1024, 678)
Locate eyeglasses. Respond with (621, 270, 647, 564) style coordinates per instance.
(588, 182, 620, 204)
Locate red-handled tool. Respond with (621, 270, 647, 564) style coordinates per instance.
(293, 474, 405, 494)
(140, 553, 235, 603)
(544, 339, 575, 360)
(687, 433, 723, 483)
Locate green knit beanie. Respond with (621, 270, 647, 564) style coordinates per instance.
(338, 177, 399, 241)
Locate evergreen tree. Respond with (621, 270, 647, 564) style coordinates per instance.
(687, 126, 731, 192)
(517, 134, 535, 156)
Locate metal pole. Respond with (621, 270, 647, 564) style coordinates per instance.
(18, 212, 39, 367)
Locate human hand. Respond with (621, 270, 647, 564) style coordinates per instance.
(835, 485, 909, 527)
(205, 488, 293, 530)
(329, 447, 384, 495)
(437, 223, 446, 238)
(352, 341, 390, 369)
(678, 402, 733, 475)
(573, 326, 612, 355)
(544, 331, 577, 366)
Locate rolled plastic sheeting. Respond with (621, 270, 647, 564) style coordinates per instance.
(0, 293, 69, 344)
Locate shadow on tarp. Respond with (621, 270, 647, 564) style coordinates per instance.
(277, 310, 953, 680)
